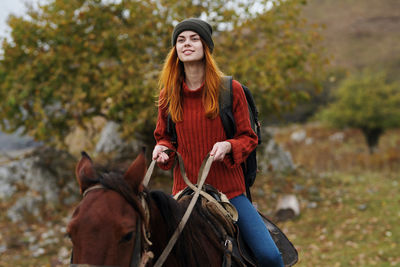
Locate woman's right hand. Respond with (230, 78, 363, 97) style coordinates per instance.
(152, 144, 170, 163)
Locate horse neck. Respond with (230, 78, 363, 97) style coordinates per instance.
(146, 191, 223, 267)
(147, 191, 184, 247)
(147, 192, 183, 266)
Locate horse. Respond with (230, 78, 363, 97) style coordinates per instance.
(67, 150, 227, 267)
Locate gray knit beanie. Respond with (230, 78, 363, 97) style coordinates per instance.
(171, 18, 214, 53)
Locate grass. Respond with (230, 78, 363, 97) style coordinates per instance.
(250, 124, 400, 266)
(267, 171, 400, 266)
(1, 123, 399, 266)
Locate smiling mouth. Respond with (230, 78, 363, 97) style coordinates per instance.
(183, 50, 194, 54)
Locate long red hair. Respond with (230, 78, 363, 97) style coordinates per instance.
(158, 40, 223, 122)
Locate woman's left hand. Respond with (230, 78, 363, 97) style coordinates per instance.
(210, 141, 232, 161)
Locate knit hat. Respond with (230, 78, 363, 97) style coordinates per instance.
(171, 18, 214, 53)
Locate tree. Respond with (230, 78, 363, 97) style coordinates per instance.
(318, 69, 400, 153)
(0, 0, 325, 148)
(216, 0, 326, 117)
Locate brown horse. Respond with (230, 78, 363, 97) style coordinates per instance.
(67, 150, 224, 267)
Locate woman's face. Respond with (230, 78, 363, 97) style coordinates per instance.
(176, 31, 204, 63)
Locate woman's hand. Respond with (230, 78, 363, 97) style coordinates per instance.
(210, 141, 232, 161)
(152, 145, 170, 163)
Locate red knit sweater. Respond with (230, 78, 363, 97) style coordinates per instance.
(154, 79, 258, 199)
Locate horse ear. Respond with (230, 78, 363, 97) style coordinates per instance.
(76, 151, 97, 194)
(124, 148, 147, 193)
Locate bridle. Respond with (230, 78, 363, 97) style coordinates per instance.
(70, 184, 154, 267)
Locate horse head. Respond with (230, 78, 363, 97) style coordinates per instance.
(67, 150, 149, 267)
(67, 150, 233, 267)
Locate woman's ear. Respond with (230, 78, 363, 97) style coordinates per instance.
(75, 151, 97, 194)
(124, 148, 147, 193)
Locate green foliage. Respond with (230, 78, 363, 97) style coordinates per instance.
(216, 0, 326, 116)
(318, 69, 400, 151)
(0, 0, 325, 147)
(319, 70, 400, 129)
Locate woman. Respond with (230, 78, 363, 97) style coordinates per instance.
(152, 18, 284, 266)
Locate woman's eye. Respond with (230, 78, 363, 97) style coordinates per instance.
(177, 39, 185, 43)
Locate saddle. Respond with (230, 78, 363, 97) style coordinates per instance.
(176, 184, 298, 267)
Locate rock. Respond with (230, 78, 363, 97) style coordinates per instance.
(259, 129, 296, 173)
(290, 129, 306, 142)
(0, 178, 17, 199)
(308, 186, 320, 195)
(94, 121, 142, 162)
(32, 247, 46, 257)
(358, 204, 368, 211)
(95, 121, 124, 154)
(329, 132, 345, 142)
(7, 193, 42, 222)
(1, 146, 79, 222)
(0, 131, 39, 151)
(307, 201, 318, 209)
(294, 184, 304, 192)
(41, 229, 55, 239)
(305, 137, 314, 145)
(58, 246, 70, 264)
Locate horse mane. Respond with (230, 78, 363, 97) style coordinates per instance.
(149, 190, 223, 266)
(149, 191, 183, 233)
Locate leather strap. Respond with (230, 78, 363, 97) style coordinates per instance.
(143, 160, 156, 187)
(82, 184, 105, 198)
(145, 149, 236, 222)
(223, 239, 233, 267)
(174, 153, 238, 222)
(144, 150, 214, 267)
(131, 217, 142, 267)
(181, 167, 238, 222)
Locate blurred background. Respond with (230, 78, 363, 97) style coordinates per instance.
(0, 0, 399, 266)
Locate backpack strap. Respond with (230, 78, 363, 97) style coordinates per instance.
(241, 85, 261, 144)
(219, 76, 235, 139)
(166, 76, 256, 202)
(219, 76, 255, 202)
(167, 113, 177, 146)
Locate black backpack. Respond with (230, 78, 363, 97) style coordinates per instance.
(167, 76, 262, 202)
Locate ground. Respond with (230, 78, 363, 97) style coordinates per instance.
(0, 123, 399, 266)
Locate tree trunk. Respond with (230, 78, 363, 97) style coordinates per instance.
(361, 127, 383, 154)
(275, 194, 300, 222)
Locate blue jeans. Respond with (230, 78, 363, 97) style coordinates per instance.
(230, 194, 284, 267)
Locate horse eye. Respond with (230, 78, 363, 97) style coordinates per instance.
(121, 232, 133, 243)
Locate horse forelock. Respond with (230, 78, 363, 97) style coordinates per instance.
(96, 171, 146, 221)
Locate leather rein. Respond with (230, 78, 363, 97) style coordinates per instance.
(143, 150, 215, 267)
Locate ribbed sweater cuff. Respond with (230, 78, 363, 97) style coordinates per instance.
(224, 139, 244, 167)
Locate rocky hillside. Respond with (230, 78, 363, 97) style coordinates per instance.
(303, 0, 400, 76)
(0, 132, 38, 152)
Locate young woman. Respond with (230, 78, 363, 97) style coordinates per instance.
(152, 18, 284, 266)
